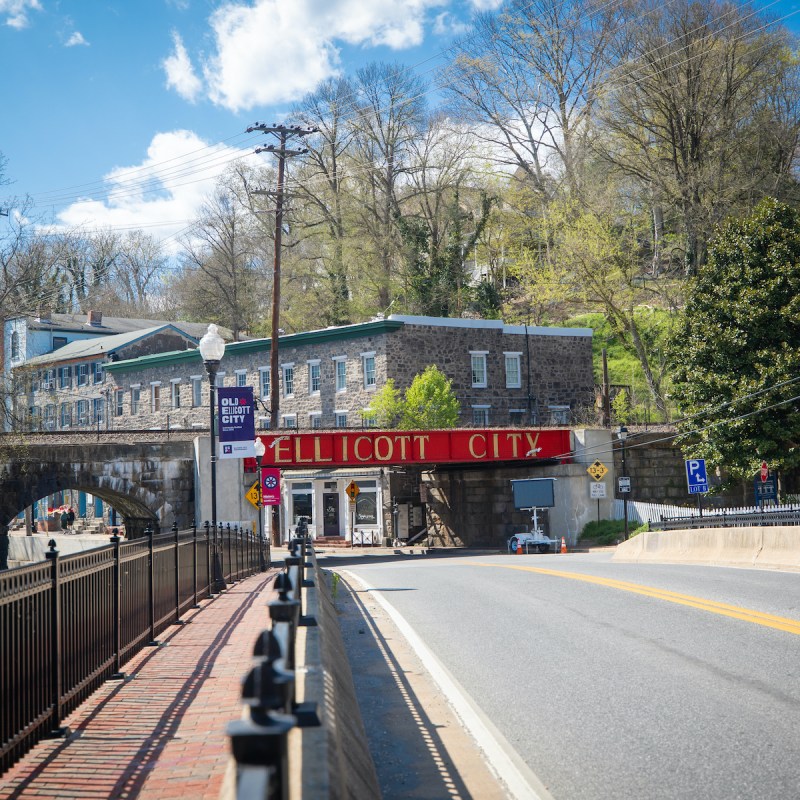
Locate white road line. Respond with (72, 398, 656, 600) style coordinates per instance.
(343, 570, 554, 800)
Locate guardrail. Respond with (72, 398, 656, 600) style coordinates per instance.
(227, 537, 381, 800)
(0, 522, 269, 775)
(651, 507, 800, 530)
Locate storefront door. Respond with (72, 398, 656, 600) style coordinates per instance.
(323, 493, 340, 536)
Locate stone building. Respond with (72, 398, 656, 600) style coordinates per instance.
(12, 314, 597, 544)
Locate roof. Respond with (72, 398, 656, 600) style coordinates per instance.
(387, 314, 593, 337)
(11, 312, 231, 340)
(24, 325, 197, 367)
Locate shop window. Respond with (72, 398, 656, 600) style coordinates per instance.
(291, 482, 313, 525)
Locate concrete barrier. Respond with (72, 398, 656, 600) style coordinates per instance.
(8, 532, 113, 563)
(613, 526, 800, 571)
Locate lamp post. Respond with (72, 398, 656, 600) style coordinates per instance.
(253, 436, 268, 571)
(617, 425, 630, 541)
(199, 324, 226, 591)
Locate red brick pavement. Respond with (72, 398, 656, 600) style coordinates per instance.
(0, 571, 277, 800)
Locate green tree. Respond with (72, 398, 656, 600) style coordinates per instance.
(668, 199, 800, 477)
(366, 366, 460, 429)
(401, 366, 460, 429)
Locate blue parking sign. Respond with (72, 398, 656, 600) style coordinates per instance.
(685, 459, 709, 494)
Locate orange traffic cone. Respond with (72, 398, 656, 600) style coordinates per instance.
(516, 540, 523, 555)
(560, 537, 567, 554)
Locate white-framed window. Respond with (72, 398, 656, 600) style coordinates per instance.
(504, 352, 522, 389)
(361, 352, 376, 389)
(290, 481, 313, 525)
(308, 360, 321, 394)
(93, 397, 104, 424)
(58, 366, 72, 389)
(309, 412, 322, 429)
(362, 410, 377, 428)
(236, 370, 248, 388)
(334, 357, 347, 392)
(60, 402, 72, 428)
(549, 405, 570, 425)
(335, 411, 347, 428)
(114, 389, 124, 417)
(283, 364, 295, 397)
(354, 480, 378, 525)
(76, 399, 90, 426)
(93, 361, 104, 384)
(171, 379, 181, 409)
(215, 371, 225, 388)
(282, 413, 297, 428)
(131, 385, 141, 415)
(190, 376, 202, 408)
(10, 330, 20, 361)
(42, 369, 55, 392)
(77, 363, 89, 387)
(150, 382, 161, 413)
(259, 367, 270, 399)
(44, 404, 56, 430)
(470, 351, 488, 388)
(472, 405, 490, 426)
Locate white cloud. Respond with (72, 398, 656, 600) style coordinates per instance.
(65, 31, 88, 47)
(163, 31, 203, 103)
(1, 0, 42, 29)
(433, 11, 470, 37)
(467, 0, 504, 9)
(168, 0, 448, 112)
(54, 130, 257, 255)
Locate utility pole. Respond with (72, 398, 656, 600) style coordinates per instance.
(247, 122, 316, 545)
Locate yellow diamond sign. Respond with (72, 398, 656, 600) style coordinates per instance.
(587, 460, 608, 481)
(245, 481, 260, 508)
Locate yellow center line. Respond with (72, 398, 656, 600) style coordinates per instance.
(476, 563, 800, 636)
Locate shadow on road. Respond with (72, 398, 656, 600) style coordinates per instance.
(335, 575, 479, 800)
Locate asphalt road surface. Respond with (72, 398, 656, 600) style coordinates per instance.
(333, 550, 800, 800)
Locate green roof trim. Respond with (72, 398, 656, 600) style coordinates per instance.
(104, 319, 405, 374)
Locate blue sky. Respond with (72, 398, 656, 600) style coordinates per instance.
(1, 0, 799, 248)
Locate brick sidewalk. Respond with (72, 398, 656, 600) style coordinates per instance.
(0, 570, 277, 800)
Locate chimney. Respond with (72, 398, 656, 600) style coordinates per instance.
(37, 308, 51, 323)
(87, 310, 103, 326)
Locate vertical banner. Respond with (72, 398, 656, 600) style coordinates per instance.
(217, 386, 255, 459)
(261, 468, 281, 505)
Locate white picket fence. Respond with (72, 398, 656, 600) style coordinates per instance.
(613, 499, 800, 525)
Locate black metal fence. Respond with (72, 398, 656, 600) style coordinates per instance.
(227, 537, 318, 800)
(651, 507, 800, 531)
(0, 522, 268, 775)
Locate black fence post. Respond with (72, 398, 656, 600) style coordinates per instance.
(110, 529, 125, 679)
(147, 525, 158, 645)
(192, 519, 199, 608)
(45, 540, 69, 738)
(173, 521, 181, 623)
(204, 520, 211, 594)
(227, 522, 233, 583)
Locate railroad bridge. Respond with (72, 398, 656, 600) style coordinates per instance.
(0, 432, 197, 537)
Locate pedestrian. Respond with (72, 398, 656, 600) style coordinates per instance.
(67, 507, 76, 532)
(60, 510, 69, 532)
(0, 520, 9, 570)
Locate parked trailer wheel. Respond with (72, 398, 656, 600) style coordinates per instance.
(509, 536, 520, 552)
(537, 543, 549, 553)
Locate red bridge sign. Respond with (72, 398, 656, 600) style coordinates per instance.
(251, 428, 571, 469)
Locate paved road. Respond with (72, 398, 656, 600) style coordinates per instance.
(335, 551, 800, 800)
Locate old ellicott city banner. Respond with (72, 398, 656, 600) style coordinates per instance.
(217, 386, 255, 459)
(252, 429, 572, 468)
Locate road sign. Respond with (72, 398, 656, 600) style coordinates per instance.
(245, 481, 260, 509)
(587, 460, 608, 481)
(345, 481, 360, 501)
(685, 458, 709, 495)
(617, 476, 631, 493)
(590, 481, 607, 499)
(760, 461, 769, 483)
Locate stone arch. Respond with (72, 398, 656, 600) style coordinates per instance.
(0, 441, 196, 538)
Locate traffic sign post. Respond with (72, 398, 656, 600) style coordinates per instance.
(617, 476, 631, 493)
(590, 481, 606, 522)
(587, 460, 608, 481)
(685, 459, 709, 495)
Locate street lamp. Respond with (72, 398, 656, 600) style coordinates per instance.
(253, 436, 268, 571)
(199, 323, 226, 591)
(617, 425, 629, 541)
